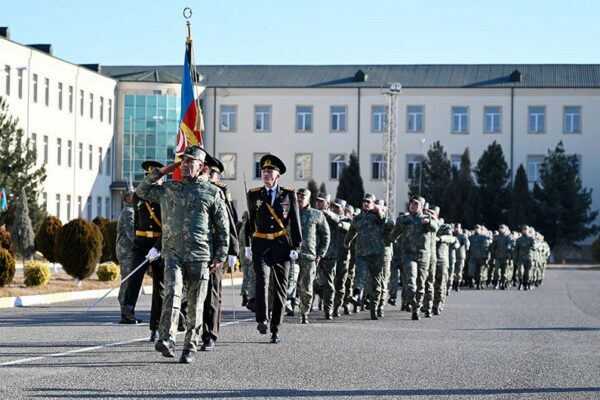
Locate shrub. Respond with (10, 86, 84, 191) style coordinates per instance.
(105, 221, 118, 263)
(24, 261, 51, 287)
(54, 218, 103, 280)
(592, 236, 600, 263)
(0, 248, 16, 287)
(97, 262, 120, 281)
(0, 226, 13, 256)
(93, 217, 113, 263)
(34, 216, 62, 263)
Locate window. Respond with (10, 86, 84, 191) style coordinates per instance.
(484, 106, 501, 133)
(98, 147, 103, 173)
(296, 106, 313, 132)
(97, 196, 102, 218)
(4, 65, 10, 95)
(66, 195, 71, 220)
(451, 154, 462, 172)
(371, 154, 384, 180)
(67, 140, 72, 167)
(31, 133, 37, 153)
(528, 106, 545, 133)
(79, 90, 84, 116)
(43, 135, 48, 164)
(371, 105, 387, 132)
(77, 196, 82, 217)
(68, 85, 73, 113)
(86, 196, 92, 220)
(253, 153, 268, 179)
(331, 105, 347, 132)
(108, 99, 112, 124)
(88, 144, 93, 170)
(407, 106, 424, 132)
(406, 154, 422, 181)
(295, 154, 312, 180)
(105, 147, 111, 175)
(255, 105, 271, 131)
(564, 106, 581, 133)
(78, 143, 83, 169)
(219, 105, 237, 132)
(33, 74, 38, 103)
(219, 153, 237, 180)
(56, 194, 61, 219)
(329, 154, 346, 180)
(105, 197, 111, 218)
(100, 96, 104, 122)
(527, 155, 545, 183)
(451, 106, 468, 133)
(42, 192, 47, 211)
(44, 78, 49, 106)
(58, 82, 63, 110)
(17, 68, 23, 99)
(57, 138, 62, 166)
(89, 93, 94, 119)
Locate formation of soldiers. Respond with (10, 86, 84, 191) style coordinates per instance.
(116, 148, 551, 364)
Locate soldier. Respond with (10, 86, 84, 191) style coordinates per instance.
(295, 189, 330, 323)
(327, 198, 351, 317)
(375, 199, 395, 318)
(490, 224, 515, 290)
(245, 154, 302, 344)
(514, 225, 537, 290)
(121, 162, 165, 343)
(390, 212, 408, 309)
(468, 225, 492, 290)
(343, 204, 356, 314)
(136, 146, 229, 364)
(432, 223, 458, 315)
(344, 193, 388, 321)
(200, 154, 239, 352)
(239, 212, 255, 308)
(389, 195, 438, 321)
(422, 205, 440, 318)
(116, 190, 134, 322)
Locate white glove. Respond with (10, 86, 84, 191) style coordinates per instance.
(146, 247, 160, 261)
(289, 250, 299, 261)
(228, 255, 237, 268)
(244, 247, 252, 260)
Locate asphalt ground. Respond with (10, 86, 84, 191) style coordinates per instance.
(1, 267, 599, 400)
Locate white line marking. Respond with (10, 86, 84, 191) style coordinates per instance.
(0, 318, 255, 367)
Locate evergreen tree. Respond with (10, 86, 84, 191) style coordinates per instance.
(421, 141, 452, 214)
(10, 188, 35, 261)
(319, 182, 327, 196)
(307, 179, 319, 208)
(336, 150, 365, 208)
(508, 164, 533, 230)
(532, 141, 599, 249)
(475, 141, 510, 229)
(451, 148, 481, 229)
(0, 96, 47, 231)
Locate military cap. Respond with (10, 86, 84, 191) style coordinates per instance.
(427, 204, 440, 214)
(375, 199, 386, 207)
(363, 193, 376, 202)
(260, 154, 286, 174)
(499, 224, 508, 230)
(204, 153, 224, 174)
(410, 195, 426, 206)
(297, 188, 311, 197)
(346, 204, 354, 213)
(182, 145, 207, 162)
(353, 208, 361, 216)
(333, 198, 347, 209)
(141, 160, 164, 174)
(316, 192, 331, 202)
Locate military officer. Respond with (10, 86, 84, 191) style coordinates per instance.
(116, 190, 134, 322)
(136, 146, 229, 364)
(245, 154, 302, 343)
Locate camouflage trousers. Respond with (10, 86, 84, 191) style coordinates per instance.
(468, 257, 488, 285)
(354, 255, 385, 312)
(298, 258, 317, 316)
(117, 256, 134, 314)
(286, 260, 300, 301)
(160, 259, 210, 352)
(492, 258, 510, 284)
(377, 258, 391, 311)
(241, 259, 255, 300)
(422, 260, 435, 313)
(516, 260, 533, 284)
(333, 255, 349, 311)
(433, 261, 449, 310)
(343, 260, 356, 306)
(453, 258, 466, 284)
(404, 255, 431, 311)
(320, 258, 337, 315)
(388, 258, 402, 301)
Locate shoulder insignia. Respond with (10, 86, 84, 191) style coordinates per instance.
(282, 186, 295, 192)
(213, 181, 227, 189)
(249, 187, 261, 193)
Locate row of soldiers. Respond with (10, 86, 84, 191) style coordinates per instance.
(239, 192, 550, 323)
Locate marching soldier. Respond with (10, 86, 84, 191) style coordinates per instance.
(468, 225, 492, 290)
(451, 223, 470, 291)
(116, 190, 134, 322)
(245, 154, 302, 343)
(514, 225, 537, 290)
(490, 224, 514, 290)
(326, 198, 351, 317)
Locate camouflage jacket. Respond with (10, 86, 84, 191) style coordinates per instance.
(491, 232, 514, 260)
(436, 225, 458, 266)
(344, 209, 387, 257)
(389, 212, 439, 262)
(514, 234, 537, 263)
(469, 233, 491, 260)
(116, 203, 134, 263)
(135, 169, 229, 263)
(322, 209, 351, 260)
(454, 233, 470, 260)
(381, 216, 395, 262)
(299, 206, 330, 260)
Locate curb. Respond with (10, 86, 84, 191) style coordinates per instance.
(1, 277, 244, 308)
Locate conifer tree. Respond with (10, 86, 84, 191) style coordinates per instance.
(336, 151, 365, 208)
(10, 188, 35, 261)
(475, 141, 510, 229)
(508, 164, 533, 230)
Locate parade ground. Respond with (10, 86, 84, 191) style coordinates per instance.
(1, 266, 599, 400)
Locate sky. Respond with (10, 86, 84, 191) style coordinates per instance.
(2, 0, 600, 66)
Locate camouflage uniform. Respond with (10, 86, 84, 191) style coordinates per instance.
(422, 215, 439, 315)
(433, 224, 458, 313)
(468, 232, 492, 289)
(116, 202, 135, 315)
(514, 231, 537, 290)
(490, 230, 515, 289)
(321, 208, 350, 317)
(239, 219, 255, 302)
(452, 232, 470, 289)
(136, 168, 229, 353)
(389, 237, 403, 306)
(297, 206, 330, 318)
(377, 216, 395, 315)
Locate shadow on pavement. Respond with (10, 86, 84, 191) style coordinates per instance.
(457, 327, 600, 332)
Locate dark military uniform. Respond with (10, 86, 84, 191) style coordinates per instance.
(246, 180, 302, 336)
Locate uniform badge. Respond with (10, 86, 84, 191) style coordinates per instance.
(256, 199, 263, 209)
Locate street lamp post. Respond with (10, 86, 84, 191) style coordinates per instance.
(418, 138, 426, 196)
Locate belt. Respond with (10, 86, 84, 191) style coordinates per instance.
(135, 230, 162, 238)
(253, 229, 287, 240)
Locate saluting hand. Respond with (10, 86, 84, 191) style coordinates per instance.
(158, 162, 181, 176)
(209, 258, 223, 274)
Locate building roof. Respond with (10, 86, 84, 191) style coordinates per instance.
(101, 64, 600, 89)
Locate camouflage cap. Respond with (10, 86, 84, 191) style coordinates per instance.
(375, 199, 385, 207)
(333, 198, 347, 209)
(297, 188, 311, 197)
(345, 204, 354, 213)
(182, 145, 207, 162)
(316, 192, 331, 202)
(363, 193, 376, 202)
(410, 195, 425, 207)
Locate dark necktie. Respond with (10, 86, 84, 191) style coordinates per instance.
(267, 189, 273, 205)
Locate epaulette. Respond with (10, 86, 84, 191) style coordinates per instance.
(213, 181, 227, 189)
(282, 186, 295, 192)
(249, 187, 261, 193)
